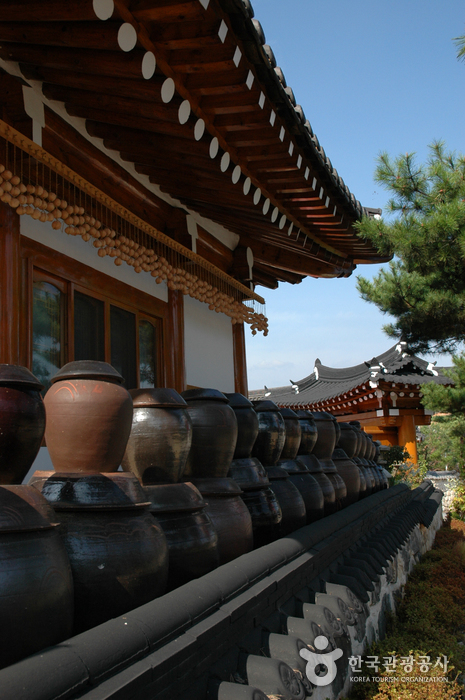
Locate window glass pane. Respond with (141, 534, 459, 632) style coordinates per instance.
(110, 305, 137, 389)
(74, 291, 105, 362)
(139, 320, 157, 388)
(32, 280, 63, 390)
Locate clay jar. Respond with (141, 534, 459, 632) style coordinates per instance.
(331, 448, 361, 507)
(0, 484, 74, 668)
(295, 410, 318, 455)
(337, 423, 358, 459)
(0, 365, 45, 484)
(144, 482, 219, 590)
(122, 388, 192, 484)
(278, 458, 324, 524)
(190, 477, 253, 565)
(44, 361, 133, 473)
(311, 412, 337, 459)
(279, 408, 302, 460)
(31, 471, 168, 634)
(182, 389, 238, 478)
(251, 400, 286, 466)
(317, 457, 347, 510)
(225, 392, 259, 459)
(265, 466, 307, 538)
(296, 454, 336, 516)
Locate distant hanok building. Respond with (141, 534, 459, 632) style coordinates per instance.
(250, 342, 452, 461)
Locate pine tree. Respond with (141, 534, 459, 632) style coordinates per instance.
(355, 142, 465, 354)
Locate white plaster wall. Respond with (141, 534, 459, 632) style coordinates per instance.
(184, 294, 235, 392)
(21, 215, 168, 302)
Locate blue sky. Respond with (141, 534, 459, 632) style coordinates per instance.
(245, 0, 465, 390)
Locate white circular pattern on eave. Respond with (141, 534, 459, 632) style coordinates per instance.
(232, 165, 241, 184)
(178, 100, 191, 125)
(161, 78, 176, 103)
(93, 0, 114, 20)
(118, 23, 137, 52)
(271, 206, 279, 223)
(279, 214, 287, 229)
(262, 198, 270, 215)
(194, 119, 205, 141)
(243, 177, 251, 195)
(141, 51, 156, 79)
(209, 137, 219, 159)
(253, 188, 261, 205)
(220, 152, 230, 172)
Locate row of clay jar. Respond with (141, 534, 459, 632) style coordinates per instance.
(0, 361, 387, 670)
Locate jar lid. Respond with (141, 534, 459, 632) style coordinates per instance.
(279, 407, 299, 420)
(130, 388, 187, 408)
(189, 477, 243, 495)
(143, 482, 205, 513)
(30, 472, 148, 510)
(0, 364, 44, 391)
(278, 458, 308, 474)
(251, 399, 280, 412)
(296, 454, 323, 473)
(224, 392, 253, 408)
(51, 361, 124, 385)
(265, 466, 289, 480)
(181, 388, 228, 403)
(332, 448, 350, 461)
(0, 485, 54, 532)
(311, 411, 334, 420)
(229, 458, 270, 489)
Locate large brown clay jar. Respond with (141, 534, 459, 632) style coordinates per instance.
(296, 454, 336, 515)
(182, 389, 238, 478)
(0, 485, 74, 668)
(0, 365, 45, 484)
(44, 361, 133, 473)
(31, 471, 168, 634)
(337, 423, 358, 459)
(279, 408, 302, 460)
(331, 448, 361, 507)
(295, 410, 318, 455)
(190, 477, 253, 565)
(225, 393, 259, 459)
(311, 412, 337, 459)
(251, 400, 286, 466)
(144, 482, 219, 590)
(318, 457, 347, 510)
(122, 388, 192, 484)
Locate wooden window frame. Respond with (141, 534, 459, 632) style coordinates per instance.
(21, 235, 168, 388)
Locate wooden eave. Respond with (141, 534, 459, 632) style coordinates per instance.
(0, 0, 390, 289)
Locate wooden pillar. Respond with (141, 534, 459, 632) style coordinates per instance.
(233, 322, 248, 396)
(166, 288, 186, 393)
(398, 414, 417, 462)
(0, 204, 22, 365)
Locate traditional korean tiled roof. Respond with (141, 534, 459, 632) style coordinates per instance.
(0, 0, 390, 291)
(249, 342, 453, 407)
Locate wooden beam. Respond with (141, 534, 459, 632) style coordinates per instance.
(0, 20, 124, 51)
(166, 288, 186, 393)
(233, 322, 248, 396)
(0, 202, 22, 365)
(130, 0, 204, 23)
(0, 2, 103, 22)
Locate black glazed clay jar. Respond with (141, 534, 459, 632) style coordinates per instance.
(311, 412, 338, 459)
(318, 458, 347, 510)
(331, 448, 361, 507)
(122, 388, 192, 484)
(337, 423, 358, 459)
(265, 466, 306, 537)
(240, 486, 282, 549)
(251, 400, 286, 467)
(0, 484, 74, 669)
(296, 454, 336, 516)
(295, 410, 318, 455)
(189, 477, 253, 565)
(30, 471, 169, 634)
(278, 458, 324, 523)
(225, 393, 259, 459)
(144, 481, 219, 590)
(228, 457, 270, 491)
(0, 365, 45, 485)
(182, 388, 238, 478)
(279, 408, 302, 460)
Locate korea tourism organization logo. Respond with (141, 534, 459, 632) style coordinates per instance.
(299, 637, 450, 687)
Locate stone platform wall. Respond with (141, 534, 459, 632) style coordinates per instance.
(0, 481, 442, 700)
